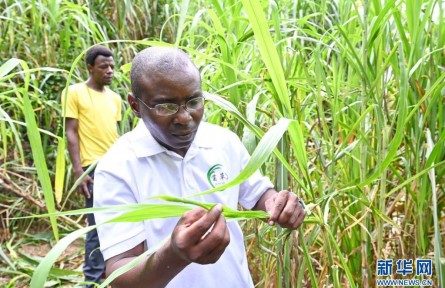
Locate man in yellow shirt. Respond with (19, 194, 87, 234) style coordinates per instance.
(61, 45, 122, 287)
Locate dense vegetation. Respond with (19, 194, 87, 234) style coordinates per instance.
(1, 0, 444, 287)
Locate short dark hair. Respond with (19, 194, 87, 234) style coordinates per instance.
(130, 47, 199, 98)
(85, 45, 113, 66)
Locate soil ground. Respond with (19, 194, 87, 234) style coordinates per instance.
(0, 238, 84, 287)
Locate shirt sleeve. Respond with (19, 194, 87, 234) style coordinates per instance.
(93, 143, 145, 261)
(61, 87, 79, 119)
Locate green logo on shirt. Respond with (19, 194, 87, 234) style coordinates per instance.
(207, 164, 229, 188)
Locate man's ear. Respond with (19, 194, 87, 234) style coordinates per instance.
(87, 63, 93, 74)
(127, 94, 141, 118)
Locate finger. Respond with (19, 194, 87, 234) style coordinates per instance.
(82, 183, 91, 199)
(197, 230, 230, 264)
(276, 192, 300, 225)
(283, 206, 304, 229)
(264, 194, 276, 225)
(200, 209, 227, 241)
(170, 207, 207, 261)
(82, 175, 93, 185)
(178, 207, 207, 228)
(279, 194, 306, 229)
(187, 204, 223, 244)
(192, 215, 230, 264)
(281, 193, 306, 226)
(267, 191, 290, 224)
(293, 208, 306, 228)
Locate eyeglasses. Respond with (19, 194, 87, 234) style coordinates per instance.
(138, 96, 205, 116)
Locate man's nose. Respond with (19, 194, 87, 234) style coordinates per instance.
(174, 105, 192, 123)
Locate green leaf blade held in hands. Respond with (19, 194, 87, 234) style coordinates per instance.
(156, 195, 269, 220)
(30, 198, 270, 287)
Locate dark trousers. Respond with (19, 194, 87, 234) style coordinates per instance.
(83, 168, 105, 287)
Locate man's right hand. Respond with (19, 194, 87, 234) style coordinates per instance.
(170, 204, 230, 265)
(74, 170, 93, 199)
(105, 204, 231, 287)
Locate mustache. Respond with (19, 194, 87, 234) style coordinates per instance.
(171, 125, 197, 135)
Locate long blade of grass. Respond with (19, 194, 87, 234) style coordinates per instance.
(29, 200, 272, 287)
(174, 0, 190, 46)
(29, 226, 94, 288)
(326, 228, 357, 288)
(298, 229, 318, 288)
(66, 161, 97, 196)
(0, 58, 21, 79)
(18, 60, 59, 240)
(54, 137, 66, 204)
(98, 243, 162, 288)
(0, 112, 26, 167)
(425, 128, 445, 286)
(155, 195, 269, 219)
(18, 202, 269, 223)
(205, 92, 310, 196)
(0, 245, 15, 270)
(241, 0, 292, 118)
(206, 9, 240, 104)
(192, 117, 293, 196)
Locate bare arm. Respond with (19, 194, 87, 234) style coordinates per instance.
(65, 117, 92, 198)
(106, 204, 230, 288)
(254, 188, 305, 229)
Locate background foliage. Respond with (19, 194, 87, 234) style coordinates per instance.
(1, 0, 444, 287)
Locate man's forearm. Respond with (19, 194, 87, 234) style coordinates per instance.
(253, 188, 277, 212)
(107, 240, 190, 288)
(66, 130, 82, 173)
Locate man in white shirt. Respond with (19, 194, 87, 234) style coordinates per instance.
(94, 46, 306, 287)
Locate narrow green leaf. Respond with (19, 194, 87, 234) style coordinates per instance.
(30, 200, 271, 287)
(67, 161, 97, 196)
(241, 0, 292, 117)
(30, 226, 94, 288)
(192, 117, 293, 196)
(18, 60, 59, 240)
(99, 245, 159, 288)
(0, 246, 15, 270)
(205, 92, 311, 196)
(54, 137, 66, 204)
(326, 228, 357, 288)
(156, 195, 269, 219)
(425, 129, 445, 286)
(174, 0, 190, 46)
(0, 58, 21, 79)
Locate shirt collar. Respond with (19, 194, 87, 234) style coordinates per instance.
(131, 121, 213, 158)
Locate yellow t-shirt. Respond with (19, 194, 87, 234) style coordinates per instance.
(62, 83, 122, 167)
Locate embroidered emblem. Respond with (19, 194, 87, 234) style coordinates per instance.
(207, 164, 229, 188)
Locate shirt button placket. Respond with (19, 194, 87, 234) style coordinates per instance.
(182, 158, 197, 194)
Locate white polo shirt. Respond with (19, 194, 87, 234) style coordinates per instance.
(94, 121, 273, 288)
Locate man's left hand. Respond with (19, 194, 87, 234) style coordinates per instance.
(264, 190, 305, 229)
